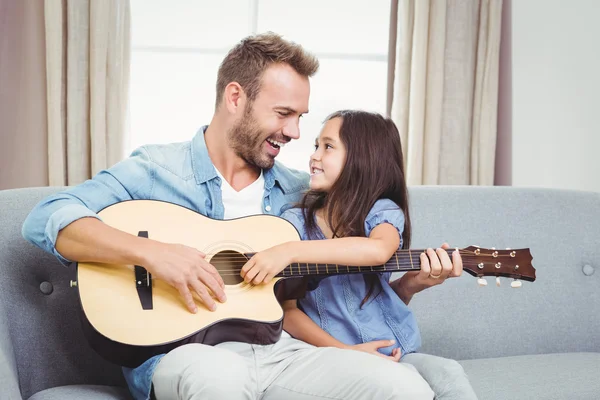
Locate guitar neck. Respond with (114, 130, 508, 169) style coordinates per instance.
(268, 248, 453, 278)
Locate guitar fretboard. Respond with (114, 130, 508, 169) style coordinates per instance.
(264, 248, 453, 278)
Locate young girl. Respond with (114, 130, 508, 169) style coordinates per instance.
(241, 110, 477, 400)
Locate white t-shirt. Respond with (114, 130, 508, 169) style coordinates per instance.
(215, 169, 265, 219)
(215, 168, 291, 338)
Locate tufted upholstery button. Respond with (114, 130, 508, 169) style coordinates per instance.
(582, 264, 595, 276)
(40, 281, 53, 295)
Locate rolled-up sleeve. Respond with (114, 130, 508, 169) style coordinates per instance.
(22, 147, 155, 265)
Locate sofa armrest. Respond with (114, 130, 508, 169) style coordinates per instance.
(0, 301, 22, 400)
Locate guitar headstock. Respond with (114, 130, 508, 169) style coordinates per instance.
(461, 246, 535, 287)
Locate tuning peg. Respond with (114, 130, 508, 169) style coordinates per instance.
(496, 277, 501, 287)
(491, 247, 496, 250)
(505, 247, 511, 250)
(477, 278, 488, 287)
(510, 279, 522, 288)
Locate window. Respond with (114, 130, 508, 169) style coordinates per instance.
(129, 0, 391, 172)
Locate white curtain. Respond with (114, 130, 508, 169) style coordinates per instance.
(45, 0, 131, 186)
(390, 0, 503, 185)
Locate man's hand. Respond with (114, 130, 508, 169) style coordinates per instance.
(140, 241, 226, 313)
(346, 340, 401, 362)
(53, 217, 226, 314)
(240, 243, 292, 285)
(392, 243, 463, 304)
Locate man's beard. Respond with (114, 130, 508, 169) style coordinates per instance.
(227, 105, 275, 169)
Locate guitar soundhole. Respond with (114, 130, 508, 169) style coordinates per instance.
(211, 250, 248, 285)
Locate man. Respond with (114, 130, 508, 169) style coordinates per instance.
(22, 33, 472, 400)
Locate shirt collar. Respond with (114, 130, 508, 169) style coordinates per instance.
(191, 126, 218, 184)
(191, 125, 298, 194)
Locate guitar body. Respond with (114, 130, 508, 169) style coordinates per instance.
(76, 200, 302, 368)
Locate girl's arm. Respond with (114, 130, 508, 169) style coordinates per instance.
(282, 300, 346, 348)
(287, 223, 399, 266)
(282, 300, 401, 361)
(242, 223, 400, 284)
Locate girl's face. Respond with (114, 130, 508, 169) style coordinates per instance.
(309, 117, 347, 192)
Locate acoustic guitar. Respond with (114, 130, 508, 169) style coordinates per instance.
(72, 200, 536, 367)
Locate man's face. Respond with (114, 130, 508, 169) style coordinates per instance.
(227, 63, 310, 169)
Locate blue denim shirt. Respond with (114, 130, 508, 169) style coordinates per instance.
(281, 199, 422, 358)
(21, 126, 309, 400)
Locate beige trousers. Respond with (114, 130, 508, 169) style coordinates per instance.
(152, 337, 434, 400)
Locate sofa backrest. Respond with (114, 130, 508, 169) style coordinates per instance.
(405, 186, 600, 360)
(0, 187, 127, 399)
(1, 186, 599, 397)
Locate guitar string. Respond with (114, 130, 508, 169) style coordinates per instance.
(190, 254, 519, 262)
(196, 271, 526, 277)
(197, 250, 513, 258)
(173, 262, 523, 277)
(207, 259, 516, 271)
(132, 256, 522, 274)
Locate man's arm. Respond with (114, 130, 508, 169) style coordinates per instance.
(390, 244, 463, 305)
(22, 147, 154, 264)
(22, 147, 225, 312)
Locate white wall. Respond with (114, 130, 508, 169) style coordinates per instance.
(511, 0, 600, 192)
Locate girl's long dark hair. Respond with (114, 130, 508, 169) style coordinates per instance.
(301, 110, 412, 306)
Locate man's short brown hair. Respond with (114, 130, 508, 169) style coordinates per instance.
(215, 32, 319, 108)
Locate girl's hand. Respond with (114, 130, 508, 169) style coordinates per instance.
(346, 340, 401, 362)
(240, 243, 292, 285)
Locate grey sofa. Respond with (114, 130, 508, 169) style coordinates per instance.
(1, 186, 598, 400)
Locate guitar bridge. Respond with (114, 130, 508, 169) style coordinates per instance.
(135, 231, 153, 310)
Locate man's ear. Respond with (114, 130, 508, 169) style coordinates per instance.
(223, 82, 246, 114)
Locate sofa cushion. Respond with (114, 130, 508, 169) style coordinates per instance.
(28, 385, 131, 400)
(460, 352, 600, 400)
(0, 299, 21, 400)
(404, 187, 600, 362)
(0, 188, 128, 399)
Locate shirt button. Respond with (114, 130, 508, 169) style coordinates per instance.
(265, 205, 272, 212)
